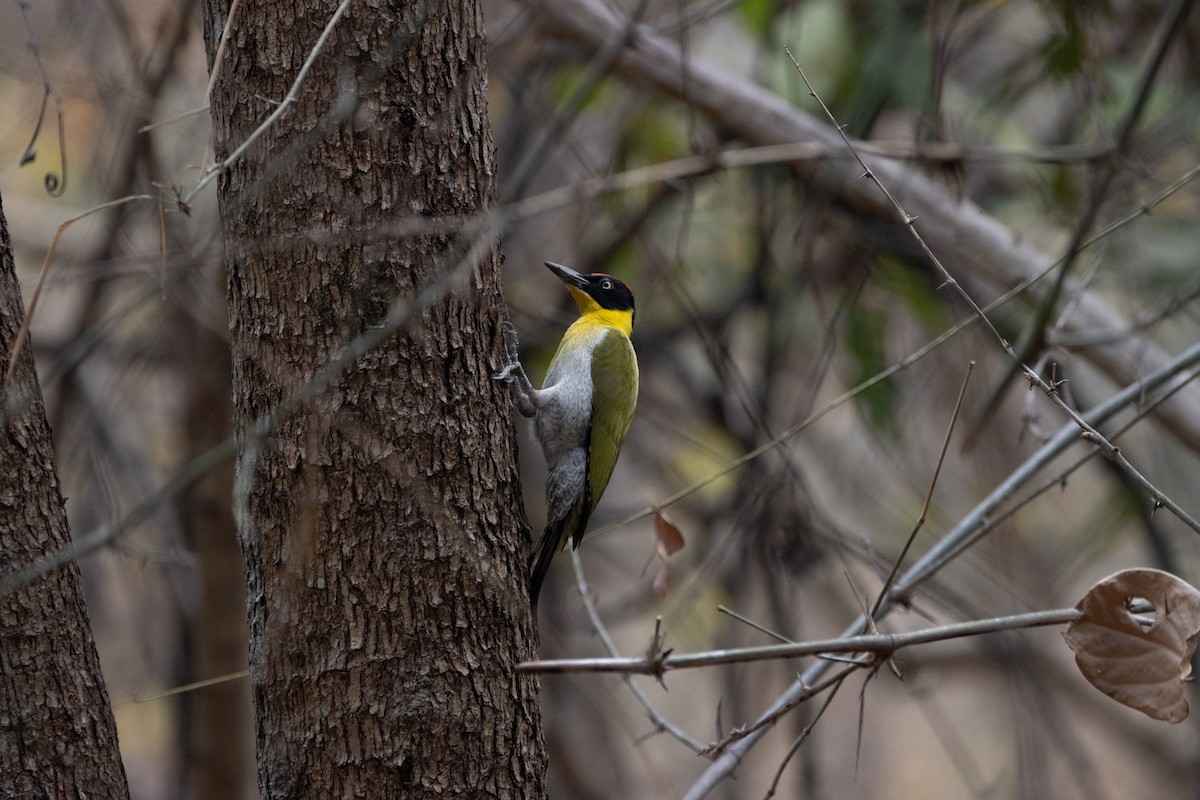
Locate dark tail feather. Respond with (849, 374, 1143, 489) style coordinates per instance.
(528, 519, 565, 610)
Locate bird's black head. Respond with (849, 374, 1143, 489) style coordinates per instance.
(545, 261, 635, 314)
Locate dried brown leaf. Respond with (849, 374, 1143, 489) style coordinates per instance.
(1063, 568, 1200, 723)
(651, 511, 686, 599)
(653, 562, 669, 600)
(654, 510, 685, 559)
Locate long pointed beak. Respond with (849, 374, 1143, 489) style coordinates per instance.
(545, 261, 589, 290)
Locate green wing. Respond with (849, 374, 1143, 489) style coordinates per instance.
(581, 329, 638, 543)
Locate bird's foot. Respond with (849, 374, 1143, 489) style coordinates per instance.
(494, 320, 523, 382)
(500, 321, 521, 360)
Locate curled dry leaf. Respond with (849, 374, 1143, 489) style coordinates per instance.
(652, 510, 686, 600)
(1063, 568, 1200, 723)
(652, 566, 669, 600)
(655, 511, 685, 559)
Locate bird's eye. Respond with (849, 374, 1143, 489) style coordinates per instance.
(601, 279, 613, 290)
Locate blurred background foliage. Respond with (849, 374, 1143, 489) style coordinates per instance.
(3, 0, 1200, 797)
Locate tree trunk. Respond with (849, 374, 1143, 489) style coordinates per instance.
(174, 299, 256, 800)
(201, 1, 546, 796)
(0, 196, 130, 797)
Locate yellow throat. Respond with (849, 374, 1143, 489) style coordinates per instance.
(567, 286, 634, 337)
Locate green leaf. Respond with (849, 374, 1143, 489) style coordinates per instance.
(844, 303, 897, 436)
(738, 0, 776, 42)
(1040, 6, 1087, 80)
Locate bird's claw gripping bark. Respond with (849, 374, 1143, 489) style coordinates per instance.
(494, 320, 538, 418)
(494, 321, 522, 383)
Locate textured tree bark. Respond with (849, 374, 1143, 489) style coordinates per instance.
(0, 197, 131, 797)
(201, 1, 546, 796)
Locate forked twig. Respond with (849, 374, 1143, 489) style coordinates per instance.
(16, 0, 67, 197)
(871, 362, 974, 619)
(570, 550, 705, 752)
(182, 0, 352, 205)
(2, 195, 153, 398)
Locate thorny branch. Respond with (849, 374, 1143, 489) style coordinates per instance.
(519, 609, 1082, 674)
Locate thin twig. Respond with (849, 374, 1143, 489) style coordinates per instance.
(763, 679, 847, 798)
(2, 195, 153, 398)
(16, 0, 67, 196)
(706, 666, 856, 758)
(784, 48, 998, 338)
(204, 0, 242, 106)
(137, 105, 211, 134)
(570, 550, 705, 752)
(717, 605, 793, 644)
(0, 438, 236, 596)
(870, 361, 974, 620)
(182, 0, 351, 205)
(113, 670, 250, 708)
(135, 0, 239, 134)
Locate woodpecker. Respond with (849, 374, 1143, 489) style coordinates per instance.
(495, 262, 639, 609)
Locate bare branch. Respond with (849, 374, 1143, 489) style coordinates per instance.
(518, 609, 1081, 675)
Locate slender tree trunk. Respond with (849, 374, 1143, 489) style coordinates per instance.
(175, 300, 256, 800)
(0, 196, 130, 798)
(202, 1, 546, 796)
